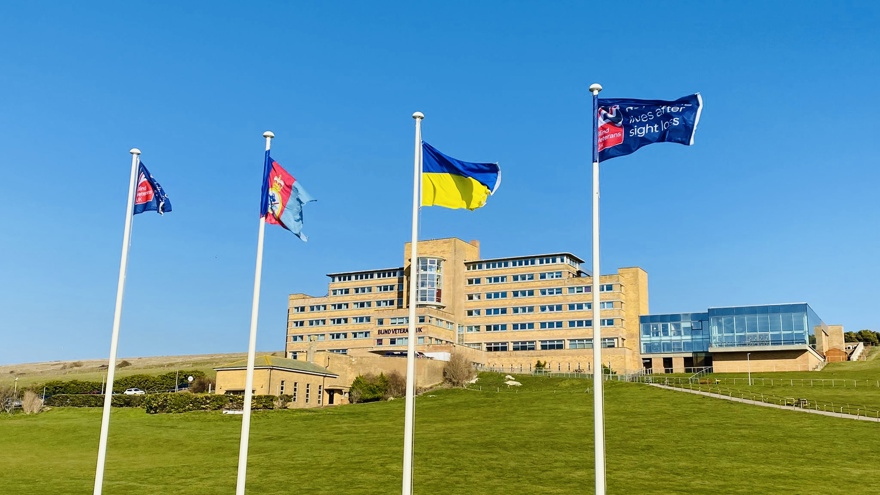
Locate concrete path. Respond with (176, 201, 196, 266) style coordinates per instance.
(648, 383, 880, 423)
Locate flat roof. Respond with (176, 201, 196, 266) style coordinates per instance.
(466, 252, 587, 265)
(326, 266, 404, 278)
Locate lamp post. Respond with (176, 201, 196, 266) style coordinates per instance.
(747, 352, 752, 386)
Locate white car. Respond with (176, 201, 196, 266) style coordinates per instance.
(123, 388, 145, 395)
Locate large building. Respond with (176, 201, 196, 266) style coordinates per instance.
(286, 238, 648, 374)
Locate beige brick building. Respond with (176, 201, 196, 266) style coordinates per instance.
(286, 238, 648, 374)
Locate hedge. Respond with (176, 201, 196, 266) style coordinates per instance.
(143, 394, 292, 414)
(44, 394, 146, 408)
(37, 370, 207, 395)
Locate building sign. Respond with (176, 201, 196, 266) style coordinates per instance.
(377, 327, 424, 336)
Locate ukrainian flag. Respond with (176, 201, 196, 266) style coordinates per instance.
(421, 142, 501, 210)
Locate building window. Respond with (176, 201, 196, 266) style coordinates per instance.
(510, 258, 536, 267)
(330, 318, 348, 325)
(467, 293, 481, 301)
(512, 273, 534, 281)
(377, 284, 397, 292)
(291, 321, 305, 328)
(540, 304, 563, 313)
(486, 276, 507, 284)
(486, 307, 507, 316)
(539, 321, 563, 329)
(486, 342, 509, 352)
(540, 271, 563, 280)
(291, 335, 304, 342)
(568, 303, 590, 311)
(305, 384, 310, 404)
(329, 349, 348, 355)
(288, 352, 298, 360)
(389, 337, 408, 345)
(512, 306, 534, 314)
(376, 300, 396, 307)
(332, 275, 352, 282)
(331, 303, 349, 310)
(292, 306, 305, 313)
(467, 278, 481, 285)
(308, 333, 326, 341)
(331, 288, 350, 296)
(318, 385, 323, 406)
(416, 257, 444, 305)
(352, 331, 370, 339)
(390, 317, 409, 325)
(539, 288, 562, 296)
(512, 341, 536, 351)
(352, 316, 371, 323)
(602, 338, 617, 348)
(376, 339, 383, 346)
(569, 339, 592, 349)
(512, 290, 535, 298)
(309, 304, 327, 311)
(568, 286, 591, 294)
(485, 291, 507, 299)
(600, 318, 615, 326)
(600, 284, 614, 292)
(600, 301, 614, 309)
(280, 380, 286, 395)
(512, 322, 535, 330)
(540, 340, 564, 350)
(485, 324, 507, 332)
(353, 301, 372, 309)
(292, 382, 298, 402)
(466, 309, 481, 317)
(354, 286, 372, 294)
(568, 320, 592, 328)
(466, 325, 480, 333)
(330, 332, 347, 340)
(308, 319, 326, 327)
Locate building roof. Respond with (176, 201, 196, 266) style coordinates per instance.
(326, 266, 404, 277)
(466, 252, 586, 265)
(214, 355, 338, 378)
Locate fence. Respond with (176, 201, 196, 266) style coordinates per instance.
(641, 376, 880, 420)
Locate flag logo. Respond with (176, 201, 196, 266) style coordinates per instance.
(597, 105, 624, 152)
(133, 162, 171, 215)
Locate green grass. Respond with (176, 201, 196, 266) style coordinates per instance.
(2, 376, 880, 494)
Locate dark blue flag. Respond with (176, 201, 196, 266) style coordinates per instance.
(597, 94, 702, 161)
(133, 162, 171, 215)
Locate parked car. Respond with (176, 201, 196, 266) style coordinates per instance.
(123, 388, 145, 395)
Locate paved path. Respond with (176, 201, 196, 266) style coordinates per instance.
(648, 383, 880, 423)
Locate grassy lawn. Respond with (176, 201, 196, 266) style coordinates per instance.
(2, 376, 879, 494)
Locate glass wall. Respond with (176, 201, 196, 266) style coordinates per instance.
(416, 257, 443, 306)
(707, 304, 820, 348)
(639, 313, 710, 354)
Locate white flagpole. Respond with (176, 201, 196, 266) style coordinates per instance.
(402, 111, 424, 495)
(235, 130, 274, 495)
(94, 148, 141, 495)
(589, 82, 607, 495)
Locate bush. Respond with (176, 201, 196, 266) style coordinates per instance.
(142, 393, 288, 414)
(189, 376, 215, 394)
(349, 374, 389, 404)
(43, 394, 145, 408)
(384, 371, 406, 399)
(21, 390, 42, 414)
(41, 380, 103, 396)
(118, 360, 132, 368)
(444, 353, 475, 387)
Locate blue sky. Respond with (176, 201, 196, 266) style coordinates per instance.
(1, 1, 878, 365)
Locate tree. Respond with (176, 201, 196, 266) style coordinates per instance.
(443, 352, 475, 387)
(858, 329, 880, 346)
(349, 373, 389, 404)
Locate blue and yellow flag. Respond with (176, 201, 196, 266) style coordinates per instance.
(421, 142, 500, 210)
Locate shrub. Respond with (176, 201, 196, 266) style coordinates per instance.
(118, 360, 132, 368)
(444, 353, 475, 387)
(189, 376, 215, 394)
(142, 393, 288, 414)
(384, 371, 406, 399)
(0, 385, 14, 414)
(41, 380, 103, 396)
(43, 394, 145, 408)
(21, 390, 42, 414)
(349, 374, 389, 404)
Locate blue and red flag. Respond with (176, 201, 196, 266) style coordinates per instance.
(133, 162, 171, 215)
(260, 152, 315, 241)
(596, 94, 702, 161)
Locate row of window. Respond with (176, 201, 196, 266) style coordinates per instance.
(279, 381, 323, 406)
(330, 270, 403, 283)
(484, 338, 617, 352)
(291, 331, 373, 342)
(463, 319, 615, 332)
(466, 256, 581, 271)
(465, 284, 616, 297)
(466, 304, 614, 316)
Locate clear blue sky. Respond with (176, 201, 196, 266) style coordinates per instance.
(1, 1, 878, 365)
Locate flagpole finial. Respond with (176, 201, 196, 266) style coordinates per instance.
(263, 131, 275, 139)
(412, 112, 424, 120)
(130, 148, 141, 155)
(589, 83, 603, 95)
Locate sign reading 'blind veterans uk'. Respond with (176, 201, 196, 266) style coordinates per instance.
(597, 93, 703, 161)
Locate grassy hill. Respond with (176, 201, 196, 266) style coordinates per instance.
(0, 352, 284, 388)
(2, 372, 880, 494)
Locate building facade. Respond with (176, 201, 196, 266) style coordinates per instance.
(286, 238, 649, 373)
(640, 303, 840, 373)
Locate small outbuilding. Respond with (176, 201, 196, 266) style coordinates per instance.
(215, 355, 340, 408)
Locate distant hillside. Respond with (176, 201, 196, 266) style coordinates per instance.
(0, 351, 285, 387)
